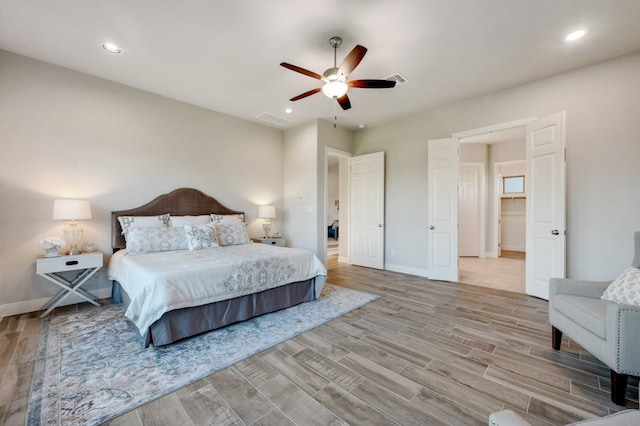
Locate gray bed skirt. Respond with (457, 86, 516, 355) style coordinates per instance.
(112, 278, 318, 347)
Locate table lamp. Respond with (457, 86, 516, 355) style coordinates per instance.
(258, 205, 276, 238)
(53, 199, 92, 255)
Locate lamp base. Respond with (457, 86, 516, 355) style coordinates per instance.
(262, 222, 272, 239)
(63, 226, 83, 256)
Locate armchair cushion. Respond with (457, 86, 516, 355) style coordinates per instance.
(601, 266, 640, 306)
(554, 295, 608, 338)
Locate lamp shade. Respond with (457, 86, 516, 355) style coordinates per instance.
(52, 199, 92, 221)
(258, 205, 276, 219)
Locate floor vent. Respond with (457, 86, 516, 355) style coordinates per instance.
(256, 112, 290, 126)
(386, 73, 408, 84)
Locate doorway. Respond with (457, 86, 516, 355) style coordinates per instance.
(428, 113, 566, 299)
(327, 155, 341, 261)
(458, 127, 527, 293)
(325, 149, 351, 266)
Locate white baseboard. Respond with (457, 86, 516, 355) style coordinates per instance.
(0, 287, 112, 318)
(384, 263, 429, 278)
(501, 246, 525, 252)
(338, 255, 349, 263)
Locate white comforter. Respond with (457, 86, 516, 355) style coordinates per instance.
(108, 243, 327, 336)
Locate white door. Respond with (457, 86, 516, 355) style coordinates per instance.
(459, 164, 480, 257)
(350, 152, 385, 269)
(526, 112, 566, 299)
(427, 138, 459, 282)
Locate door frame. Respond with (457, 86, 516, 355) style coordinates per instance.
(324, 147, 352, 265)
(459, 162, 486, 258)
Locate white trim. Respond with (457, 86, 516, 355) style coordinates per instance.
(501, 245, 525, 251)
(453, 117, 537, 139)
(384, 262, 429, 278)
(0, 287, 112, 318)
(459, 161, 486, 258)
(324, 147, 352, 266)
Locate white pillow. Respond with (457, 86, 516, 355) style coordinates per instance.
(169, 215, 211, 227)
(183, 223, 219, 250)
(118, 214, 169, 240)
(210, 213, 245, 225)
(601, 266, 640, 306)
(125, 226, 188, 254)
(215, 223, 250, 246)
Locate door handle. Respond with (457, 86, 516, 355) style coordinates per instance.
(429, 225, 435, 230)
(378, 224, 383, 228)
(551, 229, 560, 235)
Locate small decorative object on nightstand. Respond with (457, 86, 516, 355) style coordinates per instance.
(39, 236, 65, 257)
(36, 251, 103, 318)
(252, 237, 285, 247)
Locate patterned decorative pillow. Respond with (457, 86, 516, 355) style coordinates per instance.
(210, 213, 245, 225)
(601, 266, 640, 306)
(169, 215, 211, 227)
(125, 226, 188, 254)
(215, 223, 250, 246)
(183, 223, 219, 250)
(118, 214, 169, 240)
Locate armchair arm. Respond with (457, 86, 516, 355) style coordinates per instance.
(549, 277, 611, 299)
(606, 302, 640, 374)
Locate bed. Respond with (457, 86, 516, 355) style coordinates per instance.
(108, 188, 327, 347)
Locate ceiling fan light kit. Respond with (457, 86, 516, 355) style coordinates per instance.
(322, 81, 348, 98)
(280, 36, 396, 111)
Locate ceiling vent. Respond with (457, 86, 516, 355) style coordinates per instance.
(256, 112, 290, 126)
(386, 73, 408, 84)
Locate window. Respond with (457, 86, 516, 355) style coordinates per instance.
(503, 176, 524, 194)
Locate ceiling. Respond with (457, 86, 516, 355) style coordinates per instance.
(2, 1, 640, 131)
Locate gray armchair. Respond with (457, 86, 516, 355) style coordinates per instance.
(549, 231, 640, 405)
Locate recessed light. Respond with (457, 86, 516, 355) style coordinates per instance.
(101, 42, 122, 54)
(284, 107, 293, 114)
(358, 123, 365, 129)
(565, 30, 587, 42)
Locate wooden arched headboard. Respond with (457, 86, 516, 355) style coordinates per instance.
(111, 188, 244, 251)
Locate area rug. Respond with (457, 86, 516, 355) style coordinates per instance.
(27, 284, 378, 426)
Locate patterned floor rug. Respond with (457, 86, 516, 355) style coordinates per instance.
(27, 284, 378, 425)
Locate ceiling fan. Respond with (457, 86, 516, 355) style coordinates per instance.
(280, 36, 396, 110)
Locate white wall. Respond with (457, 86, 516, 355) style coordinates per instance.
(283, 121, 319, 253)
(0, 50, 284, 316)
(355, 52, 640, 281)
(282, 120, 354, 263)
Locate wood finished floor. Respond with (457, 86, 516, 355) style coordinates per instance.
(1, 257, 638, 425)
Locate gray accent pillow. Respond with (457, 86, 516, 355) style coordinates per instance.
(215, 223, 250, 246)
(125, 226, 188, 254)
(184, 223, 219, 250)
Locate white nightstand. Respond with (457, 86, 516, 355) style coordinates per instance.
(36, 252, 103, 318)
(252, 237, 285, 247)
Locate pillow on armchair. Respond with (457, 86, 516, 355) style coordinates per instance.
(601, 266, 640, 306)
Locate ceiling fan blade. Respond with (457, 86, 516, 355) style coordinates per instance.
(290, 87, 322, 101)
(280, 63, 323, 80)
(337, 94, 351, 110)
(338, 45, 367, 76)
(348, 79, 396, 89)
